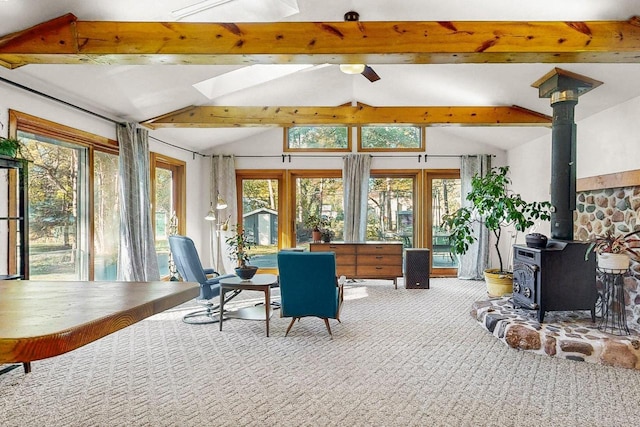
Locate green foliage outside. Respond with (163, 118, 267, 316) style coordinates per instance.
(288, 126, 348, 149)
(361, 126, 421, 149)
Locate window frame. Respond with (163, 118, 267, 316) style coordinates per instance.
(9, 110, 118, 280)
(235, 169, 287, 274)
(424, 169, 460, 277)
(283, 126, 352, 152)
(358, 125, 425, 152)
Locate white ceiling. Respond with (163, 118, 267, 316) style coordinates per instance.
(1, 0, 640, 153)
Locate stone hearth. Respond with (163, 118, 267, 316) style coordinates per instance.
(472, 297, 640, 370)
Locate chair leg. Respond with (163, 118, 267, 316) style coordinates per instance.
(323, 318, 332, 337)
(285, 317, 299, 336)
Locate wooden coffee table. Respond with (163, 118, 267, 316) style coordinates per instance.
(219, 274, 278, 337)
(0, 280, 199, 373)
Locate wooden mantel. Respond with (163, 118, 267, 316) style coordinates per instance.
(577, 169, 640, 192)
(2, 14, 640, 68)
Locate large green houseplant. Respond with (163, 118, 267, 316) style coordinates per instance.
(442, 166, 551, 295)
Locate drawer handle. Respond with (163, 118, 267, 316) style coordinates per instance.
(375, 246, 383, 249)
(329, 245, 337, 249)
(376, 267, 383, 270)
(376, 256, 383, 259)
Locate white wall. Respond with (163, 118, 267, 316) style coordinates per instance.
(212, 126, 506, 170)
(0, 82, 208, 264)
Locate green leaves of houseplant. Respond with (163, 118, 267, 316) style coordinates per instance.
(442, 166, 551, 274)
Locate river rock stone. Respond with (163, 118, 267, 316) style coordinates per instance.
(505, 325, 541, 350)
(600, 341, 638, 369)
(559, 340, 594, 355)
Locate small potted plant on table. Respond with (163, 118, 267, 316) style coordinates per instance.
(225, 225, 258, 280)
(304, 214, 330, 243)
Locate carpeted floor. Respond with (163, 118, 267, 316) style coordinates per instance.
(2, 278, 640, 426)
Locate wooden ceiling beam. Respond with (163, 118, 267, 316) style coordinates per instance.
(142, 105, 551, 129)
(2, 14, 640, 68)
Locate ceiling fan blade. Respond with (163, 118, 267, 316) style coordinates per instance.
(362, 65, 381, 82)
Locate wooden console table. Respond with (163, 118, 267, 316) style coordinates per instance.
(311, 242, 403, 288)
(0, 280, 198, 373)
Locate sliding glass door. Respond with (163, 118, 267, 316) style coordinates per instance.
(19, 131, 89, 280)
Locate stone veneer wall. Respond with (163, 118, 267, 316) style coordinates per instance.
(575, 186, 640, 329)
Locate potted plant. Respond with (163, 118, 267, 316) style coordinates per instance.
(225, 225, 258, 280)
(585, 229, 640, 271)
(442, 166, 552, 296)
(303, 214, 330, 243)
(320, 228, 335, 243)
(0, 137, 23, 158)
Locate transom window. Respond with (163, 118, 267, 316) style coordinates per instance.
(284, 126, 351, 152)
(359, 125, 424, 152)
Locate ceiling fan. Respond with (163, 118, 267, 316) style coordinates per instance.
(340, 11, 381, 82)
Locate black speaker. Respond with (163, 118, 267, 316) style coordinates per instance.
(404, 248, 430, 289)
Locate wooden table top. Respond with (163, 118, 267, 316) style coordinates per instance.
(0, 280, 199, 364)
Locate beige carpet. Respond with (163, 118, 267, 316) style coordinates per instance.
(2, 278, 640, 426)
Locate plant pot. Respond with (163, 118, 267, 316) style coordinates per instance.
(312, 230, 321, 243)
(484, 268, 513, 297)
(597, 253, 629, 272)
(235, 265, 258, 280)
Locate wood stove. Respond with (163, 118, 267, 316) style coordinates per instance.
(512, 240, 598, 322)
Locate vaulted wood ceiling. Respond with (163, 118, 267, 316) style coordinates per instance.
(1, 11, 640, 139)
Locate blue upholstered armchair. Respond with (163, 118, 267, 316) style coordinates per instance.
(168, 235, 238, 324)
(277, 251, 344, 336)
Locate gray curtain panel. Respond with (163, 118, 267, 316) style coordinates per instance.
(116, 123, 160, 281)
(457, 154, 491, 280)
(209, 155, 237, 274)
(342, 154, 371, 242)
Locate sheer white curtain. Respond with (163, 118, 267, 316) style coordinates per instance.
(116, 123, 160, 281)
(457, 154, 491, 280)
(342, 154, 371, 242)
(209, 155, 237, 274)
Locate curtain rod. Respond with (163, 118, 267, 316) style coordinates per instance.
(226, 154, 468, 163)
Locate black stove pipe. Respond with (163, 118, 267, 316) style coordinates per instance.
(549, 91, 578, 240)
(533, 69, 602, 241)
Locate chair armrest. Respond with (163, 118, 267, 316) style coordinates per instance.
(203, 268, 218, 276)
(204, 273, 237, 286)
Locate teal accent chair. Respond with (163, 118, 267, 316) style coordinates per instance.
(277, 251, 344, 337)
(169, 235, 238, 324)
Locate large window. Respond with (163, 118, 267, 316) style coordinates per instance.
(426, 171, 461, 274)
(11, 111, 186, 281)
(290, 171, 344, 249)
(10, 110, 119, 280)
(236, 171, 284, 272)
(151, 154, 186, 278)
(367, 173, 417, 247)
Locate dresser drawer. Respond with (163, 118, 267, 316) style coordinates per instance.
(336, 254, 356, 266)
(357, 254, 403, 266)
(311, 243, 356, 255)
(337, 265, 356, 277)
(357, 244, 403, 256)
(357, 265, 402, 277)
